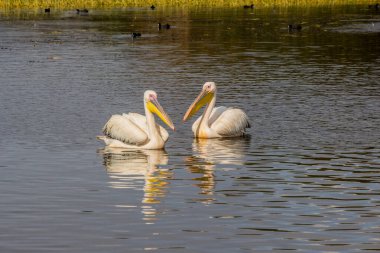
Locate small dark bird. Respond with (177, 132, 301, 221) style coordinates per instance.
(288, 24, 302, 32)
(131, 32, 142, 38)
(151, 5, 156, 10)
(368, 3, 379, 10)
(44, 8, 50, 13)
(158, 23, 170, 30)
(76, 9, 89, 14)
(243, 4, 254, 9)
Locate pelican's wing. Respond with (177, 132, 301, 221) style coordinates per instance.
(209, 106, 229, 126)
(124, 113, 169, 142)
(123, 113, 147, 131)
(103, 114, 148, 145)
(210, 107, 250, 137)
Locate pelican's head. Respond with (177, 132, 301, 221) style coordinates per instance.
(183, 82, 216, 122)
(144, 90, 175, 130)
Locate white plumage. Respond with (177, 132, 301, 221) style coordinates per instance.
(97, 90, 174, 149)
(184, 82, 250, 138)
(102, 114, 149, 146)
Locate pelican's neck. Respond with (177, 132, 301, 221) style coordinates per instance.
(144, 104, 160, 140)
(200, 93, 216, 128)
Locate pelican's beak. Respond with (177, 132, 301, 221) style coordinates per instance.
(147, 97, 175, 131)
(183, 89, 214, 122)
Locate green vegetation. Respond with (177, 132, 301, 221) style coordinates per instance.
(0, 0, 371, 9)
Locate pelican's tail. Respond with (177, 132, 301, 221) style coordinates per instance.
(97, 136, 113, 145)
(96, 135, 135, 148)
(97, 135, 115, 146)
(96, 136, 107, 141)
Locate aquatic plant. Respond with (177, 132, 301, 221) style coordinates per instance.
(0, 0, 373, 10)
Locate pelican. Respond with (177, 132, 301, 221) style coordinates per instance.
(97, 90, 175, 149)
(183, 82, 250, 138)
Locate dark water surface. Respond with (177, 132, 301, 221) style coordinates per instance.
(1, 5, 380, 252)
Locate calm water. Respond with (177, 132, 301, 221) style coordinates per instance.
(1, 5, 380, 252)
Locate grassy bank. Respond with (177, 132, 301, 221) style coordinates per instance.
(0, 0, 371, 9)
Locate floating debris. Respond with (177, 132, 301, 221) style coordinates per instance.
(48, 56, 62, 60)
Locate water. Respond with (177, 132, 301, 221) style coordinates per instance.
(1, 5, 380, 252)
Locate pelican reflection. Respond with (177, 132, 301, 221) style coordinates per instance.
(186, 137, 250, 201)
(99, 147, 172, 223)
(192, 137, 250, 165)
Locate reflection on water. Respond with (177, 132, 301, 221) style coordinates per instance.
(192, 137, 250, 165)
(185, 138, 250, 202)
(99, 148, 172, 223)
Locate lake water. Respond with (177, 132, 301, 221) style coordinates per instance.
(0, 5, 380, 252)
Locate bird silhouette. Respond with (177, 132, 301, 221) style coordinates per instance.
(288, 24, 302, 32)
(243, 4, 254, 9)
(158, 23, 171, 30)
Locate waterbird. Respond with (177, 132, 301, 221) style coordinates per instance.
(151, 5, 156, 10)
(183, 82, 250, 138)
(243, 4, 254, 9)
(44, 8, 50, 13)
(368, 3, 379, 10)
(288, 24, 302, 31)
(76, 8, 89, 14)
(97, 90, 175, 149)
(131, 32, 142, 38)
(158, 23, 170, 30)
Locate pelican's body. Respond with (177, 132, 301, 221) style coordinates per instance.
(97, 90, 175, 149)
(183, 82, 250, 138)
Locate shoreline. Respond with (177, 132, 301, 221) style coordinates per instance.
(0, 1, 371, 10)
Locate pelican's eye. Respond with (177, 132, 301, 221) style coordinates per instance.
(149, 94, 156, 101)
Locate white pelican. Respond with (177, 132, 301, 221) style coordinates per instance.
(183, 82, 250, 138)
(97, 90, 175, 149)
